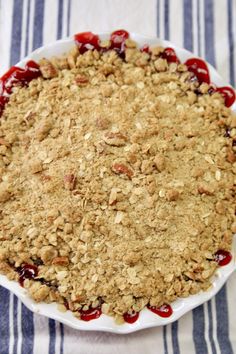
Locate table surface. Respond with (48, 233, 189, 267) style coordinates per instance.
(0, 0, 235, 353)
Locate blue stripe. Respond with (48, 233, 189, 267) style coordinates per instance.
(157, 0, 160, 37)
(197, 0, 201, 56)
(183, 0, 193, 51)
(0, 287, 10, 354)
(60, 323, 64, 354)
(13, 296, 18, 354)
(67, 0, 71, 36)
(227, 0, 235, 86)
(209, 5, 234, 352)
(21, 304, 34, 354)
(57, 0, 64, 39)
(48, 319, 56, 354)
(192, 306, 208, 354)
(207, 301, 217, 354)
(24, 0, 31, 56)
(33, 0, 45, 50)
(164, 0, 169, 39)
(10, 0, 23, 65)
(171, 321, 180, 354)
(163, 326, 168, 354)
(204, 0, 216, 66)
(215, 286, 234, 354)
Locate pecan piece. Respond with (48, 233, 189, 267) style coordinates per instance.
(75, 75, 89, 85)
(226, 148, 236, 163)
(167, 189, 179, 201)
(52, 256, 69, 266)
(112, 163, 134, 179)
(198, 184, 214, 195)
(64, 174, 77, 190)
(39, 58, 58, 78)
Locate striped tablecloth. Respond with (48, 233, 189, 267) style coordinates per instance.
(0, 1, 236, 353)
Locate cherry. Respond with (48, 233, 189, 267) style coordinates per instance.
(140, 44, 150, 53)
(0, 60, 41, 117)
(215, 86, 236, 107)
(123, 310, 139, 324)
(0, 96, 9, 115)
(17, 264, 38, 287)
(79, 306, 102, 321)
(224, 127, 231, 137)
(185, 58, 210, 84)
(161, 47, 180, 64)
(214, 250, 232, 266)
(74, 32, 100, 54)
(110, 29, 129, 58)
(147, 304, 173, 318)
(110, 29, 129, 48)
(63, 299, 70, 310)
(1, 66, 25, 94)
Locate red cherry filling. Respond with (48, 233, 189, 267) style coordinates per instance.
(79, 306, 102, 321)
(0, 60, 41, 117)
(0, 96, 9, 115)
(224, 127, 231, 137)
(185, 58, 210, 84)
(123, 310, 139, 324)
(140, 44, 150, 53)
(74, 32, 100, 54)
(63, 299, 70, 310)
(109, 29, 129, 58)
(17, 264, 38, 287)
(215, 86, 236, 107)
(214, 250, 232, 266)
(147, 304, 173, 318)
(1, 61, 41, 95)
(161, 47, 180, 64)
(110, 29, 129, 49)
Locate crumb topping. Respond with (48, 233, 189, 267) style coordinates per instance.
(0, 40, 235, 322)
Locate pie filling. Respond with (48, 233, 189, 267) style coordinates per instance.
(0, 30, 235, 324)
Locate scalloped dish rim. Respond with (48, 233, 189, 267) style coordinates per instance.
(0, 32, 235, 334)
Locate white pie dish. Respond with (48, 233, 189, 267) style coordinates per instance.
(0, 32, 235, 334)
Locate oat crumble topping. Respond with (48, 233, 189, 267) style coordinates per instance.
(0, 38, 235, 323)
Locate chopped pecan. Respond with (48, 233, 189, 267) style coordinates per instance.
(198, 184, 214, 195)
(167, 189, 179, 201)
(226, 148, 236, 163)
(52, 256, 69, 266)
(39, 58, 58, 78)
(64, 174, 77, 190)
(112, 163, 134, 179)
(75, 75, 89, 85)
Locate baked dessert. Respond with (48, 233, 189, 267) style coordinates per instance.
(0, 30, 235, 324)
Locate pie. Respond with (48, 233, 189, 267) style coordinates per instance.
(0, 30, 235, 324)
